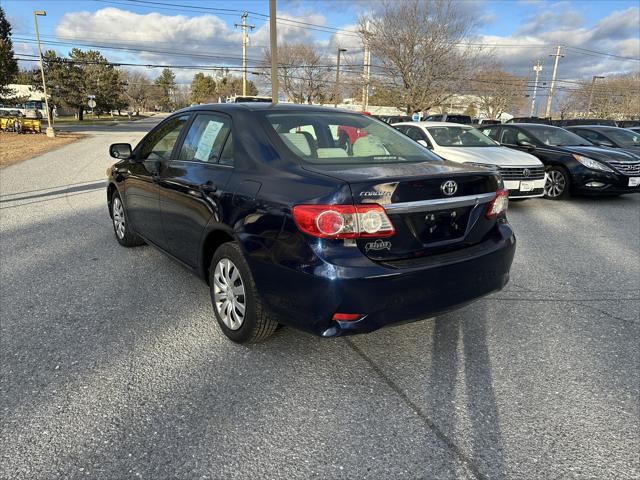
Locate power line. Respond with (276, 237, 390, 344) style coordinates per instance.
(564, 45, 640, 62)
(18, 55, 636, 98)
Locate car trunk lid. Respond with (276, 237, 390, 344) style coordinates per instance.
(302, 161, 502, 261)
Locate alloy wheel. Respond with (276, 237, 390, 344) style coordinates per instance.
(545, 170, 566, 198)
(112, 197, 126, 239)
(213, 258, 246, 330)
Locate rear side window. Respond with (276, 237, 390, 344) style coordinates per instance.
(264, 112, 441, 165)
(179, 114, 232, 163)
(140, 115, 189, 160)
(501, 127, 533, 145)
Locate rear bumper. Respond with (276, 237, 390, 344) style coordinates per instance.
(250, 223, 516, 336)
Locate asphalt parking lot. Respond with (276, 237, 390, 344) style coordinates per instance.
(1, 117, 638, 480)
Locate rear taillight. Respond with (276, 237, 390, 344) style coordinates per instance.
(485, 189, 509, 219)
(292, 204, 395, 239)
(332, 313, 364, 322)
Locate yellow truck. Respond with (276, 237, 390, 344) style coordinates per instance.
(1, 116, 42, 134)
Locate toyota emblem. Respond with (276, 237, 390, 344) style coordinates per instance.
(523, 168, 531, 178)
(441, 180, 458, 196)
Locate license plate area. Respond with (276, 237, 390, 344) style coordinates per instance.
(629, 177, 640, 187)
(407, 207, 473, 244)
(520, 181, 534, 192)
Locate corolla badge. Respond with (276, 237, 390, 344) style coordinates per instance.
(365, 239, 392, 252)
(441, 180, 458, 196)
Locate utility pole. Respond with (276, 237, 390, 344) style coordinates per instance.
(587, 75, 605, 118)
(361, 21, 371, 111)
(334, 48, 347, 107)
(269, 0, 278, 104)
(235, 12, 254, 97)
(545, 45, 564, 118)
(530, 60, 542, 117)
(34, 10, 55, 137)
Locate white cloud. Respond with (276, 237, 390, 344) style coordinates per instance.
(480, 6, 640, 80)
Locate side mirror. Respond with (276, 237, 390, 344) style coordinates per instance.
(517, 140, 535, 150)
(110, 143, 132, 159)
(418, 139, 432, 149)
(595, 140, 614, 148)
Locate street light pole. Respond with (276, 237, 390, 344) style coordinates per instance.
(34, 10, 55, 137)
(269, 0, 278, 104)
(334, 48, 347, 107)
(587, 75, 605, 118)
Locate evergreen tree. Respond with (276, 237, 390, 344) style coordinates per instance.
(0, 6, 19, 99)
(190, 73, 217, 104)
(38, 49, 126, 120)
(154, 68, 176, 111)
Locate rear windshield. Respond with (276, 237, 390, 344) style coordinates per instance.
(427, 126, 497, 147)
(264, 112, 442, 165)
(446, 115, 472, 124)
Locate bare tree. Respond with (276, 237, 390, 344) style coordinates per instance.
(120, 69, 154, 113)
(262, 43, 331, 104)
(473, 67, 528, 119)
(559, 72, 640, 119)
(361, 0, 484, 114)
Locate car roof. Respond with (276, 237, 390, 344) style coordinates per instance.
(565, 125, 625, 131)
(174, 103, 361, 115)
(503, 123, 559, 129)
(393, 121, 472, 128)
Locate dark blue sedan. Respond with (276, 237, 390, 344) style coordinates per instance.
(106, 104, 515, 343)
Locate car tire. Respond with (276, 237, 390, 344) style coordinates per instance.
(110, 191, 145, 247)
(209, 242, 279, 343)
(544, 166, 571, 200)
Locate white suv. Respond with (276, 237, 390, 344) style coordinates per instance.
(394, 121, 546, 198)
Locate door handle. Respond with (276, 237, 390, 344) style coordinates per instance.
(199, 181, 217, 194)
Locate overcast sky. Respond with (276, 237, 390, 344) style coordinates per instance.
(6, 0, 640, 92)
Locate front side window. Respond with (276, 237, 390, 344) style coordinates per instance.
(405, 126, 428, 143)
(264, 112, 441, 165)
(605, 129, 640, 146)
(140, 115, 189, 160)
(426, 126, 497, 147)
(528, 126, 593, 147)
(574, 129, 605, 143)
(179, 114, 232, 163)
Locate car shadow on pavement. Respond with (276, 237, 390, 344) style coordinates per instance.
(0, 180, 106, 204)
(431, 305, 507, 479)
(419, 302, 505, 478)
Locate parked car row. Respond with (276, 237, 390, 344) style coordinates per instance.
(505, 117, 639, 128)
(390, 119, 639, 200)
(393, 122, 545, 198)
(478, 123, 640, 199)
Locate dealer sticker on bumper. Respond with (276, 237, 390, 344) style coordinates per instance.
(520, 181, 534, 192)
(629, 177, 640, 187)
